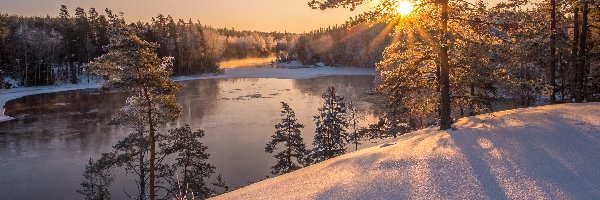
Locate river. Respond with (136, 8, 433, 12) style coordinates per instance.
(0, 75, 383, 199)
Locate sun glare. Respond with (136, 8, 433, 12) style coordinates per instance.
(396, 1, 414, 16)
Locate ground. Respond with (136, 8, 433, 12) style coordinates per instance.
(213, 103, 600, 200)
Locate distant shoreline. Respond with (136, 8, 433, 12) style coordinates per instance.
(0, 66, 374, 123)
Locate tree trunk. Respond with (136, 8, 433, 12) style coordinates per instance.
(286, 115, 292, 173)
(550, 0, 557, 103)
(469, 84, 475, 116)
(353, 116, 358, 151)
(559, 51, 567, 101)
(571, 3, 580, 101)
(144, 88, 157, 200)
(139, 149, 146, 200)
(577, 2, 589, 102)
(439, 0, 452, 130)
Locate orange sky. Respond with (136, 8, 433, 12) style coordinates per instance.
(0, 0, 378, 33)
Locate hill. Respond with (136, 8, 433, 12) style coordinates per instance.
(213, 103, 600, 200)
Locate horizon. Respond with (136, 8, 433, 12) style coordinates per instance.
(0, 0, 377, 33)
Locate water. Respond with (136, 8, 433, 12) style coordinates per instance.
(0, 76, 382, 199)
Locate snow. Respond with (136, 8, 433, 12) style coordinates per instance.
(212, 103, 600, 200)
(2, 76, 19, 88)
(0, 66, 374, 123)
(273, 61, 306, 68)
(0, 83, 100, 122)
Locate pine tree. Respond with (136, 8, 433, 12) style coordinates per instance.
(78, 155, 114, 200)
(211, 174, 229, 194)
(311, 86, 348, 163)
(163, 124, 216, 199)
(576, 1, 590, 102)
(265, 102, 309, 175)
(89, 26, 182, 200)
(307, 0, 458, 130)
(550, 0, 558, 103)
(345, 98, 364, 151)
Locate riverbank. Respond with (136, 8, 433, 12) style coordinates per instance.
(213, 103, 600, 199)
(0, 66, 374, 122)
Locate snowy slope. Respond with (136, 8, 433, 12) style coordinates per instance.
(213, 103, 600, 200)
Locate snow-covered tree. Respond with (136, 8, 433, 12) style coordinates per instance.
(311, 86, 349, 163)
(346, 104, 366, 151)
(265, 102, 309, 175)
(338, 86, 365, 151)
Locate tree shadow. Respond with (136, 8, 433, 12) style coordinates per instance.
(311, 106, 600, 199)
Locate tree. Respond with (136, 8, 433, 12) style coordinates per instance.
(571, 1, 581, 101)
(307, 0, 461, 130)
(162, 124, 216, 199)
(308, 0, 564, 131)
(89, 26, 182, 200)
(211, 174, 230, 194)
(265, 102, 309, 175)
(338, 87, 365, 151)
(550, 0, 558, 103)
(346, 102, 365, 151)
(438, 0, 452, 130)
(311, 86, 349, 163)
(576, 1, 591, 102)
(78, 155, 115, 200)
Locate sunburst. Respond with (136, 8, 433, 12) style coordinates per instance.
(396, 1, 414, 16)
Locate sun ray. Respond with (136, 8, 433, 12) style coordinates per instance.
(368, 22, 396, 52)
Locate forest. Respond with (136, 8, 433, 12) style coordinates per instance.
(0, 5, 298, 87)
(277, 23, 392, 68)
(291, 0, 600, 131)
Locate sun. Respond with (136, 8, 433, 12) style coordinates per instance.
(396, 1, 414, 16)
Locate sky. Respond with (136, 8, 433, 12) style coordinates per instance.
(0, 0, 375, 33)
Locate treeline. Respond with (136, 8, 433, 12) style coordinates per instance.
(277, 23, 391, 67)
(0, 5, 297, 88)
(213, 27, 299, 59)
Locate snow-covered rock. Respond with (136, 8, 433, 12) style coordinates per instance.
(213, 103, 600, 200)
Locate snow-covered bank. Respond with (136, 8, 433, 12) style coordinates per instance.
(0, 83, 100, 122)
(213, 103, 600, 200)
(0, 66, 374, 122)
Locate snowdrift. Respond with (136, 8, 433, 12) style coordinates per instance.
(213, 103, 600, 200)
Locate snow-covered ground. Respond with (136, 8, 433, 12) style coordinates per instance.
(213, 103, 600, 200)
(0, 82, 100, 122)
(0, 66, 374, 122)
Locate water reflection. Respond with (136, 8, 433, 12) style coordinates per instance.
(0, 76, 381, 199)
